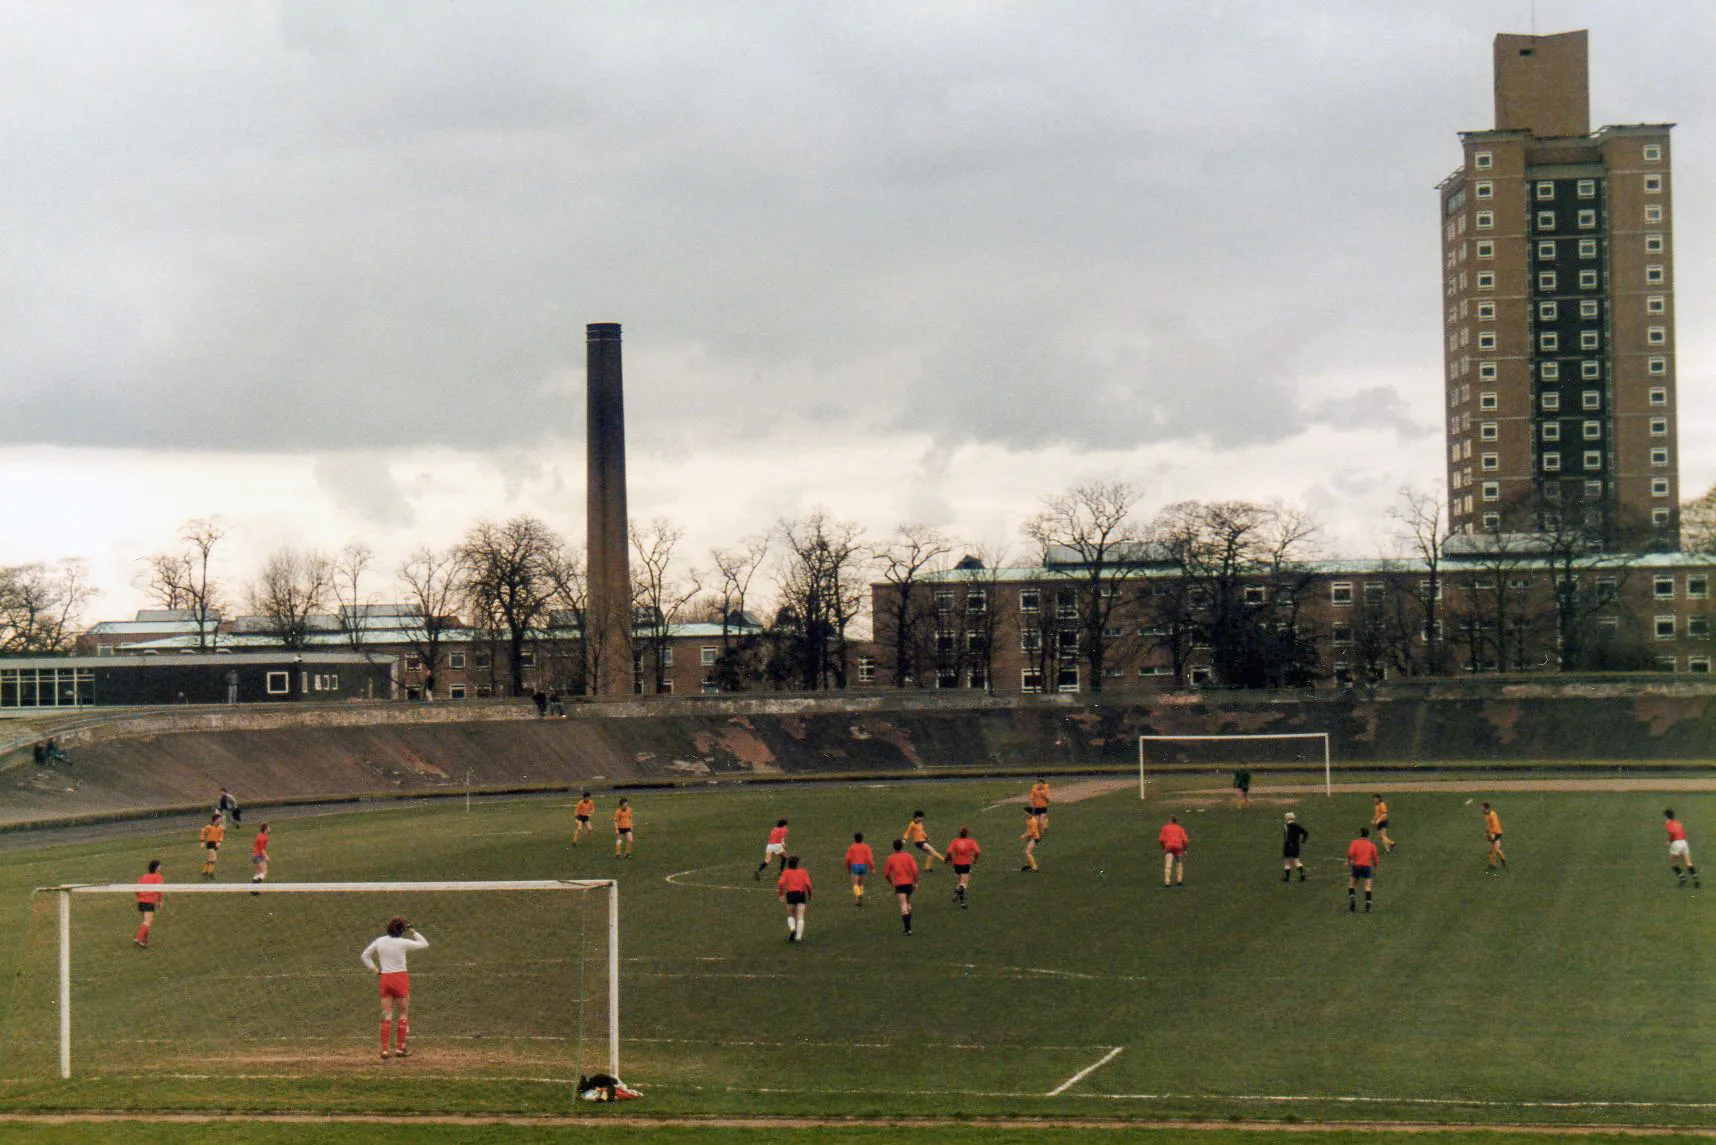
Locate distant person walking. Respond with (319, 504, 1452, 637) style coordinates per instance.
(573, 792, 596, 845)
(1281, 812, 1309, 882)
(776, 855, 812, 942)
(1482, 802, 1507, 873)
(1664, 809, 1700, 888)
(134, 860, 165, 948)
(1347, 827, 1379, 913)
(1019, 807, 1043, 872)
(198, 814, 225, 878)
(844, 832, 875, 906)
(1371, 794, 1394, 853)
(613, 799, 635, 859)
(1232, 769, 1251, 809)
(883, 840, 920, 935)
(1159, 816, 1189, 887)
(217, 788, 241, 826)
(945, 826, 981, 908)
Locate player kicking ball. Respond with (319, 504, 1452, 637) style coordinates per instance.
(1665, 808, 1701, 888)
(361, 917, 430, 1060)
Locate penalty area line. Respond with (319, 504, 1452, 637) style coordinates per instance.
(1046, 1045, 1124, 1097)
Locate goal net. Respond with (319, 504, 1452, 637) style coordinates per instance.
(1139, 733, 1332, 799)
(2, 880, 617, 1081)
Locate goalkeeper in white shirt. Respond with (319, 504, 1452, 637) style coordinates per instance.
(360, 917, 429, 1060)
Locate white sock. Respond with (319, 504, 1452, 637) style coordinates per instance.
(787, 917, 795, 932)
(795, 918, 805, 938)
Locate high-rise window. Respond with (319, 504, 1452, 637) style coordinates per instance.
(1643, 144, 1662, 162)
(1475, 181, 1494, 199)
(1542, 452, 1561, 471)
(1584, 452, 1603, 471)
(1536, 181, 1555, 200)
(1538, 271, 1557, 290)
(1648, 357, 1667, 375)
(1650, 418, 1668, 436)
(1582, 391, 1601, 410)
(1579, 239, 1598, 258)
(1540, 392, 1559, 411)
(1582, 421, 1601, 440)
(1578, 270, 1598, 289)
(1474, 151, 1494, 169)
(1576, 179, 1596, 198)
(1645, 234, 1665, 253)
(1644, 174, 1663, 193)
(1577, 209, 1597, 229)
(1537, 240, 1556, 259)
(1541, 423, 1560, 441)
(1579, 299, 1599, 318)
(1650, 387, 1668, 406)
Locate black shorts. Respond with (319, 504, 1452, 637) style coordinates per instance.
(1283, 845, 1302, 860)
(204, 842, 219, 851)
(893, 883, 914, 897)
(784, 891, 807, 905)
(137, 902, 156, 913)
(1029, 807, 1047, 817)
(952, 864, 972, 875)
(576, 815, 591, 824)
(1376, 818, 1390, 829)
(1350, 865, 1373, 879)
(617, 828, 632, 836)
(1488, 833, 1502, 843)
(912, 841, 931, 851)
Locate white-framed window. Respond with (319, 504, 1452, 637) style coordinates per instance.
(449, 652, 466, 670)
(1477, 301, 1496, 320)
(1650, 387, 1668, 406)
(1536, 210, 1556, 230)
(1643, 144, 1662, 163)
(1479, 362, 1498, 381)
(1477, 331, 1496, 350)
(966, 589, 987, 614)
(1585, 480, 1603, 499)
(1540, 392, 1560, 411)
(1539, 331, 1558, 351)
(1579, 238, 1598, 258)
(1476, 271, 1495, 290)
(1020, 630, 1042, 652)
(1650, 417, 1668, 436)
(448, 683, 466, 699)
(1479, 390, 1498, 410)
(1644, 174, 1663, 193)
(1536, 180, 1555, 200)
(1019, 589, 1040, 613)
(1690, 575, 1709, 600)
(1475, 240, 1494, 259)
(1582, 420, 1601, 440)
(1481, 422, 1499, 441)
(1242, 585, 1267, 606)
(1538, 301, 1558, 321)
(933, 589, 954, 612)
(1475, 180, 1493, 199)
(404, 654, 422, 671)
(1482, 513, 1501, 530)
(1645, 233, 1665, 253)
(1481, 481, 1500, 502)
(1480, 453, 1499, 471)
(1538, 271, 1557, 291)
(1583, 451, 1603, 471)
(1691, 656, 1711, 674)
(1541, 422, 1560, 441)
(1647, 295, 1666, 314)
(312, 674, 339, 692)
(1577, 209, 1597, 229)
(1582, 390, 1601, 410)
(1648, 326, 1667, 346)
(1653, 508, 1672, 526)
(266, 672, 290, 695)
(1652, 478, 1671, 497)
(1649, 356, 1667, 375)
(1645, 203, 1663, 223)
(1537, 240, 1556, 259)
(1656, 615, 1676, 640)
(1020, 669, 1044, 695)
(1576, 178, 1596, 198)
(1540, 361, 1559, 380)
(1580, 330, 1599, 350)
(700, 646, 717, 666)
(1579, 269, 1598, 289)
(1476, 211, 1494, 230)
(1579, 299, 1599, 319)
(1330, 582, 1353, 606)
(1542, 452, 1561, 471)
(1646, 265, 1665, 284)
(474, 651, 491, 669)
(1581, 360, 1601, 379)
(1474, 150, 1493, 170)
(1651, 447, 1669, 467)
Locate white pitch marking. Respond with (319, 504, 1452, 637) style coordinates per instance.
(1083, 1091, 1716, 1111)
(664, 865, 760, 891)
(1046, 1045, 1124, 1096)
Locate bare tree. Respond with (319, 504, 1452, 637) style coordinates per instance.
(0, 559, 97, 653)
(246, 548, 335, 650)
(1388, 486, 1454, 676)
(1023, 480, 1151, 693)
(332, 543, 376, 654)
(458, 516, 564, 697)
(540, 542, 589, 695)
(772, 511, 868, 690)
(396, 546, 464, 699)
(700, 534, 769, 692)
(630, 518, 703, 694)
(139, 517, 225, 650)
(872, 524, 955, 688)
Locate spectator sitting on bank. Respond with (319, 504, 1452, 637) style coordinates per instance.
(532, 689, 548, 717)
(45, 738, 69, 766)
(549, 691, 565, 717)
(32, 742, 47, 767)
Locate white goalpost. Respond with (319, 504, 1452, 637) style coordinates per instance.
(30, 879, 619, 1081)
(1138, 733, 1332, 799)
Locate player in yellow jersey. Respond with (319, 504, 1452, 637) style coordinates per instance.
(1371, 794, 1394, 853)
(198, 814, 225, 878)
(1028, 779, 1051, 833)
(573, 792, 596, 845)
(613, 799, 635, 859)
(902, 810, 944, 871)
(1482, 802, 1507, 873)
(1020, 807, 1043, 872)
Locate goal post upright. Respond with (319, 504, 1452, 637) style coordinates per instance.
(42, 878, 619, 1081)
(1138, 733, 1334, 799)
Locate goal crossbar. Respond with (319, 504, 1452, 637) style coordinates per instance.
(37, 878, 619, 1081)
(1138, 733, 1331, 799)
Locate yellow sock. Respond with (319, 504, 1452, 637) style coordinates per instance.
(1028, 854, 1039, 870)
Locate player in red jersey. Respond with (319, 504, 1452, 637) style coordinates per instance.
(1158, 816, 1189, 887)
(776, 855, 813, 942)
(1664, 808, 1700, 888)
(844, 832, 875, 906)
(882, 839, 920, 935)
(361, 916, 430, 1060)
(945, 826, 981, 908)
(1347, 827, 1380, 913)
(134, 860, 165, 948)
(249, 823, 270, 887)
(755, 819, 789, 880)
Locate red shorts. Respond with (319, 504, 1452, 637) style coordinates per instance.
(378, 971, 410, 1000)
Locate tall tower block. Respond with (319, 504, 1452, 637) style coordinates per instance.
(1439, 30, 1678, 549)
(586, 322, 633, 695)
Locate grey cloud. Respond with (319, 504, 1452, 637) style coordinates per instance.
(312, 453, 416, 530)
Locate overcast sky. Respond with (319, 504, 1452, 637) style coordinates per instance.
(5, 1, 1715, 619)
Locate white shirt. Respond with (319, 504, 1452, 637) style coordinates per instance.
(360, 931, 429, 973)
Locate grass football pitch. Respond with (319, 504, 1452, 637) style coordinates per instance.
(0, 774, 1711, 1136)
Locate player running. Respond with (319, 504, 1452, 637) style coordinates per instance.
(1020, 806, 1043, 872)
(1664, 808, 1701, 888)
(1028, 778, 1051, 832)
(360, 917, 430, 1060)
(777, 855, 812, 942)
(1159, 815, 1189, 887)
(1371, 794, 1395, 853)
(1482, 802, 1507, 873)
(250, 823, 270, 887)
(883, 839, 920, 935)
(1347, 827, 1379, 913)
(945, 826, 981, 908)
(1282, 811, 1309, 882)
(903, 810, 945, 871)
(216, 787, 242, 826)
(844, 832, 875, 906)
(134, 859, 165, 948)
(613, 799, 634, 859)
(199, 814, 225, 878)
(755, 819, 789, 880)
(573, 792, 596, 845)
